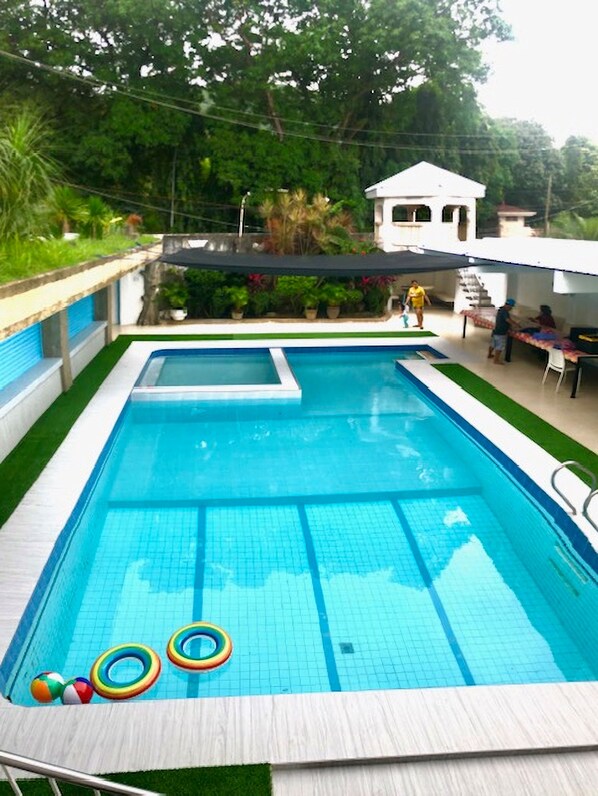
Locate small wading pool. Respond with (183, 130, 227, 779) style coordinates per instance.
(2, 345, 597, 706)
(137, 348, 281, 387)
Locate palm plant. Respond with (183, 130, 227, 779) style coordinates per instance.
(551, 212, 598, 240)
(0, 107, 58, 240)
(259, 190, 355, 255)
(81, 196, 121, 239)
(45, 186, 86, 235)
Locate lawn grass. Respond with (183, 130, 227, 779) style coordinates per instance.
(0, 235, 157, 285)
(0, 764, 271, 795)
(436, 363, 598, 485)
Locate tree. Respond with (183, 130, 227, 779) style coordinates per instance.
(198, 0, 509, 140)
(0, 0, 514, 235)
(559, 137, 598, 217)
(475, 119, 563, 233)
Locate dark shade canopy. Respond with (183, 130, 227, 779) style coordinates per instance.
(159, 248, 468, 276)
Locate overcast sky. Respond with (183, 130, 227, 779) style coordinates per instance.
(477, 0, 596, 146)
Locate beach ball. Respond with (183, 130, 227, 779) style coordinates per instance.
(61, 676, 94, 705)
(30, 671, 65, 703)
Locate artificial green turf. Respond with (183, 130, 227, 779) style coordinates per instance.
(436, 363, 598, 485)
(0, 764, 271, 795)
(0, 337, 130, 529)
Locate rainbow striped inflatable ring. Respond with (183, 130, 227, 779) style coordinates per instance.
(90, 643, 161, 700)
(167, 622, 233, 672)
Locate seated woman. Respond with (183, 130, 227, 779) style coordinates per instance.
(528, 304, 556, 329)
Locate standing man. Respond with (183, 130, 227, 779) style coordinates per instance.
(406, 279, 431, 328)
(488, 298, 518, 365)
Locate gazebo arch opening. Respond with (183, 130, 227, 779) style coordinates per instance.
(392, 205, 410, 222)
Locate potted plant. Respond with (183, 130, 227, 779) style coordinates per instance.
(227, 285, 249, 319)
(301, 288, 321, 320)
(321, 283, 349, 319)
(159, 279, 189, 321)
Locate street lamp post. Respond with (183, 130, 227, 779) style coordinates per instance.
(238, 191, 251, 238)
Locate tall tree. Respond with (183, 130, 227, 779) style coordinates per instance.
(0, 0, 513, 233)
(559, 137, 598, 217)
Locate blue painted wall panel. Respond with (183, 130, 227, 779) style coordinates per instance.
(67, 295, 94, 339)
(0, 325, 43, 391)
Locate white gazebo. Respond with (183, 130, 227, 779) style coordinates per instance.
(365, 161, 486, 252)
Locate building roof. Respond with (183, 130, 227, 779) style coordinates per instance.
(424, 236, 598, 277)
(365, 161, 486, 200)
(497, 203, 536, 217)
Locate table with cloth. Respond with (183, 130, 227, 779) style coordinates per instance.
(460, 309, 586, 364)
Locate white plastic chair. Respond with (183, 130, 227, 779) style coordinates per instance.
(542, 347, 576, 391)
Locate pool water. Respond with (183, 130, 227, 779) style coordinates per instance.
(138, 349, 280, 386)
(4, 347, 598, 705)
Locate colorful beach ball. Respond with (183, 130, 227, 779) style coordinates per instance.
(61, 676, 94, 705)
(30, 671, 65, 703)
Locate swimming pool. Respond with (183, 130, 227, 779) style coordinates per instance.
(2, 345, 598, 706)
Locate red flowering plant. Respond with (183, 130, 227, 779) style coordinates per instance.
(359, 275, 395, 315)
(247, 273, 267, 292)
(247, 273, 272, 316)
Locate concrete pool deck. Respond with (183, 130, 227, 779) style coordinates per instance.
(1, 310, 598, 794)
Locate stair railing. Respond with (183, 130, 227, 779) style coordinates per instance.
(0, 750, 162, 796)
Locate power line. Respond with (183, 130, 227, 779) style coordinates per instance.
(0, 48, 582, 155)
(60, 180, 261, 230)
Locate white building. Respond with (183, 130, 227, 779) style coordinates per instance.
(496, 203, 537, 238)
(366, 162, 598, 326)
(365, 161, 485, 251)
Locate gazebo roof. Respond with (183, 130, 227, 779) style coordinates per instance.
(365, 161, 486, 200)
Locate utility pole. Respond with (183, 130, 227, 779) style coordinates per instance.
(238, 191, 251, 238)
(544, 173, 552, 236)
(169, 147, 178, 230)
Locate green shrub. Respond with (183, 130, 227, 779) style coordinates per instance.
(159, 280, 189, 309)
(320, 283, 349, 306)
(274, 276, 320, 314)
(212, 286, 233, 317)
(226, 285, 250, 311)
(363, 285, 388, 314)
(184, 269, 227, 317)
(249, 290, 272, 316)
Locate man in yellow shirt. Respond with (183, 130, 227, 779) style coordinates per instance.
(406, 280, 431, 328)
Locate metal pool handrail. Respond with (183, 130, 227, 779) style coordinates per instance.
(0, 750, 163, 796)
(582, 490, 598, 534)
(551, 460, 597, 518)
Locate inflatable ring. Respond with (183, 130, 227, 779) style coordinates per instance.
(167, 622, 232, 672)
(90, 643, 161, 700)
